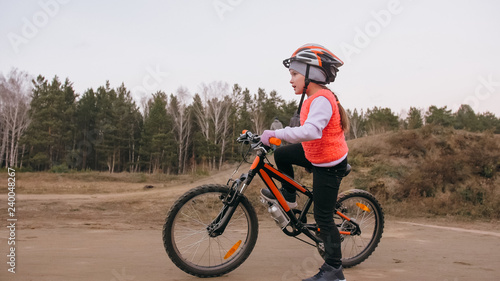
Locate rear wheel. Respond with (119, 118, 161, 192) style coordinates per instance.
(163, 184, 259, 277)
(335, 189, 384, 267)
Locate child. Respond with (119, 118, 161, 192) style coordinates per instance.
(260, 43, 349, 281)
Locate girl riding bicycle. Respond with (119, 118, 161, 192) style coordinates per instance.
(260, 43, 350, 281)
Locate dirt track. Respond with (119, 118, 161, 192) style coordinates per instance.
(1, 173, 500, 281)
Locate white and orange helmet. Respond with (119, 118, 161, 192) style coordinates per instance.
(283, 44, 344, 84)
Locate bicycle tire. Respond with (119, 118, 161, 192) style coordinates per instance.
(336, 189, 384, 268)
(163, 184, 259, 277)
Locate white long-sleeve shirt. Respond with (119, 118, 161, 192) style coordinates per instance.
(275, 96, 332, 143)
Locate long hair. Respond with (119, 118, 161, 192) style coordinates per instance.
(321, 85, 350, 134)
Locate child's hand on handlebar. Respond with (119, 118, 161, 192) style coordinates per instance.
(260, 130, 275, 146)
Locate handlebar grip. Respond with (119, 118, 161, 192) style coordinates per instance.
(269, 137, 281, 146)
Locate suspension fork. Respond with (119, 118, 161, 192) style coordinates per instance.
(207, 197, 241, 237)
(207, 170, 256, 237)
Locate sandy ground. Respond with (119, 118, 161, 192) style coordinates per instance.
(1, 173, 500, 281)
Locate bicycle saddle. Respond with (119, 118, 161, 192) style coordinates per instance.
(344, 164, 351, 177)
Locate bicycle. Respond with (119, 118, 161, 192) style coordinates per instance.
(163, 130, 384, 277)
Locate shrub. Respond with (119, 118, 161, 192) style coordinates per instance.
(387, 131, 427, 157)
(462, 132, 500, 178)
(457, 185, 484, 205)
(50, 164, 70, 173)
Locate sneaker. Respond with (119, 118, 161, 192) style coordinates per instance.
(302, 263, 346, 281)
(260, 188, 297, 209)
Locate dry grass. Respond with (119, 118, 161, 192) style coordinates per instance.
(346, 125, 500, 220)
(14, 171, 213, 194)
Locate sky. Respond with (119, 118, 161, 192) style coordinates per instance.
(1, 0, 500, 117)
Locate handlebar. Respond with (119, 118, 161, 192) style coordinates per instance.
(238, 130, 281, 147)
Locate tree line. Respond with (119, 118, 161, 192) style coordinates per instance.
(1, 69, 499, 173)
(347, 104, 500, 139)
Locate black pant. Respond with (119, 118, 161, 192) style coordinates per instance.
(274, 143, 347, 268)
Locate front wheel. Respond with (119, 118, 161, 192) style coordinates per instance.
(335, 189, 384, 268)
(163, 184, 259, 277)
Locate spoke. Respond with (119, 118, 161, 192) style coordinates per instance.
(195, 238, 211, 266)
(188, 199, 209, 224)
(177, 234, 208, 252)
(177, 235, 209, 263)
(214, 237, 226, 263)
(359, 220, 374, 231)
(179, 209, 209, 227)
(174, 229, 207, 244)
(346, 236, 356, 257)
(190, 237, 204, 263)
(359, 213, 375, 227)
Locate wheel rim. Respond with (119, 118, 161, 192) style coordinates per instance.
(335, 196, 379, 262)
(170, 191, 252, 270)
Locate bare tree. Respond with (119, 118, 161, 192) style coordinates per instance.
(193, 89, 210, 141)
(0, 68, 32, 168)
(250, 99, 266, 134)
(170, 86, 192, 174)
(209, 95, 232, 169)
(198, 81, 232, 170)
(348, 108, 364, 139)
(249, 89, 267, 134)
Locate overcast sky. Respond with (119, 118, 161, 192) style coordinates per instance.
(1, 0, 500, 116)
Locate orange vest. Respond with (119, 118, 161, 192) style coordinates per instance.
(300, 89, 348, 164)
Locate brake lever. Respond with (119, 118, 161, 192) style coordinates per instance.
(250, 141, 261, 150)
(252, 141, 272, 155)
